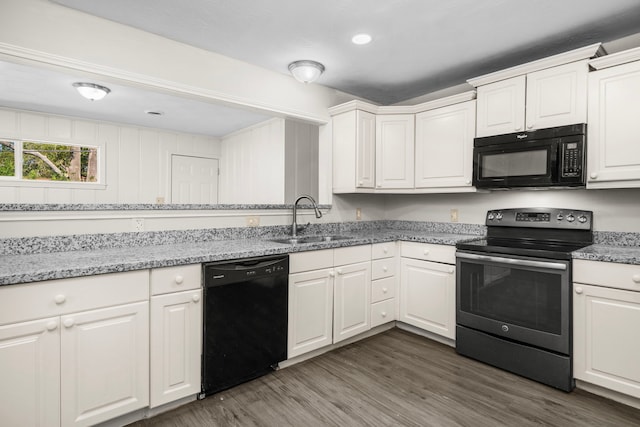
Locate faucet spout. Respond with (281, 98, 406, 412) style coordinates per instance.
(292, 194, 322, 237)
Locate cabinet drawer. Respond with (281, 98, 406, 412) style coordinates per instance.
(371, 276, 396, 303)
(372, 242, 396, 260)
(372, 258, 396, 280)
(0, 270, 149, 326)
(400, 241, 455, 264)
(290, 249, 334, 273)
(150, 264, 201, 295)
(574, 260, 640, 292)
(371, 299, 395, 328)
(334, 245, 371, 266)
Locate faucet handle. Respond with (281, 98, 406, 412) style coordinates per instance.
(296, 222, 311, 233)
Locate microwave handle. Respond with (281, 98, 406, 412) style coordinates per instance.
(456, 252, 567, 271)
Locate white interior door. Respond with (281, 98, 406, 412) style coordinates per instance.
(171, 155, 219, 204)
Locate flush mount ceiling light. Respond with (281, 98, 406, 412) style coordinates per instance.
(351, 33, 372, 45)
(288, 60, 325, 84)
(72, 82, 111, 101)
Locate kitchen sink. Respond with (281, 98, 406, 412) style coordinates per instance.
(269, 235, 353, 245)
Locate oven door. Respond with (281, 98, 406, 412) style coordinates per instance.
(456, 251, 570, 355)
(473, 140, 557, 188)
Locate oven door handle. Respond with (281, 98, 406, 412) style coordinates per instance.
(456, 252, 567, 271)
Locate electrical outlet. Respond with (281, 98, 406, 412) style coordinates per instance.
(450, 209, 459, 223)
(246, 216, 260, 227)
(156, 196, 165, 204)
(356, 208, 362, 221)
(132, 218, 144, 232)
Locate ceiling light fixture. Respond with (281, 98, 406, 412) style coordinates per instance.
(288, 60, 325, 84)
(351, 33, 372, 45)
(72, 82, 111, 101)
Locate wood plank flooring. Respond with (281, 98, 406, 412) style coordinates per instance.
(129, 328, 640, 426)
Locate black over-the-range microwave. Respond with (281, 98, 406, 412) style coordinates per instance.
(472, 123, 586, 189)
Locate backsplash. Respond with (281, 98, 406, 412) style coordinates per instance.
(0, 220, 485, 256)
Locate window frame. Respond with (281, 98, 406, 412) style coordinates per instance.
(0, 137, 106, 189)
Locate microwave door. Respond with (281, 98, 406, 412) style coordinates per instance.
(474, 142, 556, 188)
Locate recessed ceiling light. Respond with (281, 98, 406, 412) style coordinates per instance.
(351, 34, 372, 45)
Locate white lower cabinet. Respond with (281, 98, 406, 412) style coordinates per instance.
(150, 289, 202, 408)
(149, 265, 202, 409)
(288, 267, 334, 358)
(333, 261, 371, 343)
(399, 242, 456, 340)
(573, 259, 640, 399)
(0, 270, 150, 427)
(61, 302, 149, 427)
(288, 246, 372, 358)
(0, 317, 60, 427)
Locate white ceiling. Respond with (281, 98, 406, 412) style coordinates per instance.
(4, 1, 640, 138)
(52, 0, 640, 104)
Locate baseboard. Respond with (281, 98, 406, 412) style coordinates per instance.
(576, 380, 640, 410)
(94, 395, 198, 427)
(396, 322, 455, 348)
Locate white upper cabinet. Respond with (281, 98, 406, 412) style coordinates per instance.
(587, 49, 640, 189)
(476, 75, 526, 137)
(476, 61, 588, 137)
(470, 44, 602, 138)
(375, 114, 415, 189)
(415, 100, 476, 189)
(525, 61, 588, 130)
(332, 108, 376, 193)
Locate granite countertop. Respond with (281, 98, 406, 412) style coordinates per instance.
(572, 244, 640, 265)
(0, 229, 478, 286)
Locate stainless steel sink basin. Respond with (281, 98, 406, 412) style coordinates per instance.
(269, 235, 353, 245)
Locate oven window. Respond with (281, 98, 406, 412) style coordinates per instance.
(481, 149, 547, 178)
(459, 262, 561, 334)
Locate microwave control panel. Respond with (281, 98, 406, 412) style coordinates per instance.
(561, 140, 583, 178)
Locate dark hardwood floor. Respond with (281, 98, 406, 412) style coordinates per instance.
(130, 328, 640, 426)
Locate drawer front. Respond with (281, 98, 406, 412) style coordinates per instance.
(372, 242, 397, 260)
(371, 258, 396, 280)
(289, 249, 334, 274)
(400, 241, 455, 264)
(371, 299, 396, 328)
(334, 245, 371, 266)
(371, 276, 396, 303)
(574, 260, 640, 292)
(150, 264, 201, 295)
(0, 270, 150, 326)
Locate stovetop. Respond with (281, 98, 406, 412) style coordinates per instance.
(455, 208, 594, 260)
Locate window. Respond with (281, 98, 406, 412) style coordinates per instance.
(0, 139, 99, 183)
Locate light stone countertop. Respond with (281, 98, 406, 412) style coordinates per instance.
(0, 229, 479, 286)
(572, 244, 640, 265)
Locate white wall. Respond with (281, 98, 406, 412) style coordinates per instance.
(383, 189, 640, 232)
(0, 107, 220, 205)
(219, 119, 285, 204)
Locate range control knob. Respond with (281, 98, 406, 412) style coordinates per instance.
(566, 214, 575, 223)
(578, 215, 588, 224)
(487, 212, 495, 220)
(556, 214, 564, 221)
(495, 212, 503, 220)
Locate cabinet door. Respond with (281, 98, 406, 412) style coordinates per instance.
(526, 60, 588, 131)
(288, 269, 334, 358)
(0, 317, 60, 427)
(476, 75, 525, 137)
(375, 114, 415, 188)
(150, 289, 202, 408)
(60, 302, 149, 427)
(399, 258, 456, 339)
(587, 60, 640, 188)
(356, 110, 376, 188)
(573, 283, 640, 399)
(333, 261, 371, 343)
(415, 101, 475, 188)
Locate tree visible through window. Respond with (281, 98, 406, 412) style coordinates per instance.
(0, 139, 98, 183)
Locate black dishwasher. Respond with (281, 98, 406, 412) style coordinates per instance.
(201, 254, 288, 396)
